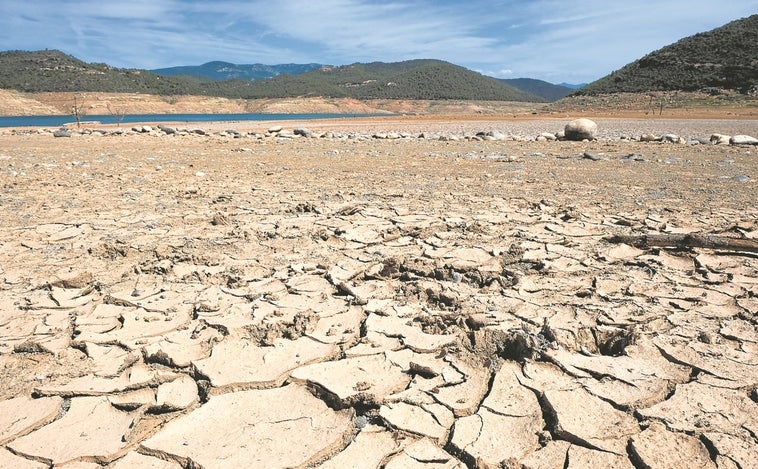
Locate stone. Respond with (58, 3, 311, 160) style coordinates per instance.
(8, 397, 138, 466)
(53, 129, 71, 138)
(640, 133, 659, 142)
(564, 118, 597, 141)
(730, 134, 758, 145)
(629, 422, 717, 468)
(294, 127, 312, 137)
(710, 133, 731, 145)
(141, 384, 354, 468)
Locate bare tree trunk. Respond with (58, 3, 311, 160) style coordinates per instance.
(605, 233, 758, 253)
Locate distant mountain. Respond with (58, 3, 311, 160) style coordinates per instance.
(152, 61, 323, 81)
(558, 82, 587, 90)
(0, 50, 544, 102)
(577, 14, 758, 95)
(202, 60, 544, 101)
(499, 78, 573, 102)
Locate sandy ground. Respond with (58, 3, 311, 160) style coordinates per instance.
(0, 115, 757, 468)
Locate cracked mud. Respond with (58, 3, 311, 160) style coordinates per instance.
(0, 117, 756, 468)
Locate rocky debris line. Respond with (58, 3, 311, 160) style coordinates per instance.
(5, 119, 758, 146)
(0, 135, 756, 467)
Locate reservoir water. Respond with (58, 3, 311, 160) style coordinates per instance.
(0, 113, 381, 128)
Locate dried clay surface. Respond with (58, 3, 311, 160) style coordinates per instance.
(0, 116, 757, 468)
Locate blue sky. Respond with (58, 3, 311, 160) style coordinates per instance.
(1, 0, 756, 84)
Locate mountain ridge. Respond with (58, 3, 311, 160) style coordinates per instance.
(576, 14, 758, 95)
(0, 51, 542, 102)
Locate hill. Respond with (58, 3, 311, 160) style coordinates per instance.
(152, 61, 323, 81)
(0, 51, 542, 102)
(0, 50, 207, 95)
(499, 78, 573, 101)
(577, 14, 758, 95)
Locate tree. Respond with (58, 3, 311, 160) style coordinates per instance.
(106, 103, 125, 127)
(71, 95, 84, 127)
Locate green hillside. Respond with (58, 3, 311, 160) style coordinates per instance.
(577, 14, 758, 95)
(0, 51, 542, 102)
(500, 78, 573, 101)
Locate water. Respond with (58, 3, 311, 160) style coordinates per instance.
(0, 113, 382, 128)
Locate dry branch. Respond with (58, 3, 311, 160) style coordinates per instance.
(605, 233, 758, 253)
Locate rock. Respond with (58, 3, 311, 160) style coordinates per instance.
(640, 133, 659, 142)
(629, 422, 717, 468)
(267, 125, 283, 134)
(710, 133, 731, 145)
(539, 132, 557, 141)
(662, 134, 686, 143)
(730, 134, 758, 145)
(564, 118, 597, 141)
(294, 127, 312, 137)
(53, 129, 71, 138)
(8, 397, 138, 466)
(583, 151, 603, 161)
(158, 125, 176, 134)
(140, 384, 354, 468)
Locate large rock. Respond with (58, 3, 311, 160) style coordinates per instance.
(730, 134, 758, 145)
(141, 384, 353, 468)
(564, 118, 598, 141)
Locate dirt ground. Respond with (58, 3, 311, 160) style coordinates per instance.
(0, 113, 756, 468)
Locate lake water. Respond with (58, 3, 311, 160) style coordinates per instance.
(0, 113, 381, 128)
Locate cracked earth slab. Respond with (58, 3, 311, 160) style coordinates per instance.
(1, 118, 757, 467)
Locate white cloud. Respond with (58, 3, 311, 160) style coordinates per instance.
(0, 0, 756, 82)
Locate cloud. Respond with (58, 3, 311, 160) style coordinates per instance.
(0, 0, 756, 82)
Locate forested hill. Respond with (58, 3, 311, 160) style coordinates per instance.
(577, 14, 758, 95)
(0, 51, 542, 101)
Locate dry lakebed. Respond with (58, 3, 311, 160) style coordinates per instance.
(0, 115, 756, 468)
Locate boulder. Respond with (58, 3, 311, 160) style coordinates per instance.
(639, 133, 657, 142)
(710, 133, 731, 145)
(564, 118, 597, 141)
(730, 134, 758, 145)
(53, 129, 71, 138)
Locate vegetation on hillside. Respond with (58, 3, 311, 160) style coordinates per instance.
(577, 14, 758, 95)
(499, 78, 573, 101)
(0, 51, 542, 102)
(151, 61, 323, 81)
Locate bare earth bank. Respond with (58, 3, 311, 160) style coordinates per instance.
(0, 115, 756, 468)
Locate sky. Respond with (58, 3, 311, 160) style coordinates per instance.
(1, 0, 756, 84)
